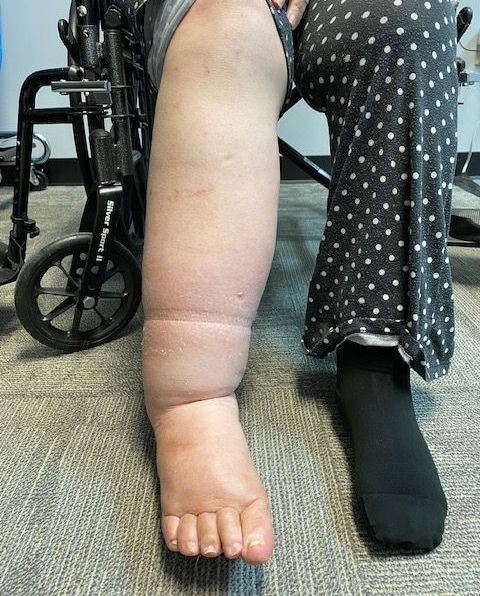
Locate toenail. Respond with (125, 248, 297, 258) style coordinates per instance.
(170, 539, 178, 548)
(226, 542, 242, 557)
(203, 545, 217, 555)
(187, 541, 197, 554)
(247, 536, 265, 550)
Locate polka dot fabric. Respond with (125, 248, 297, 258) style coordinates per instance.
(292, 0, 459, 382)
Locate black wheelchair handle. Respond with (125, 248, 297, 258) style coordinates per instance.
(90, 129, 117, 185)
(58, 19, 81, 64)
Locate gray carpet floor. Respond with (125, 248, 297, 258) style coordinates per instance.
(0, 180, 479, 595)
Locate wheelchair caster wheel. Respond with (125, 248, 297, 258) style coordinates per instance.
(14, 232, 142, 351)
(30, 170, 49, 192)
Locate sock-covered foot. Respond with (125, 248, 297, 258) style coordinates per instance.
(335, 339, 448, 551)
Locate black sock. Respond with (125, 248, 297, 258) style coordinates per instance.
(335, 339, 448, 551)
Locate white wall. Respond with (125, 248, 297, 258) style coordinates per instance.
(0, 0, 479, 159)
(0, 0, 72, 158)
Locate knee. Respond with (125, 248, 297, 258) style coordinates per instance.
(188, 0, 277, 49)
(164, 0, 287, 98)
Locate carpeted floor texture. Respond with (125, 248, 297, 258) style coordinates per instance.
(0, 181, 479, 595)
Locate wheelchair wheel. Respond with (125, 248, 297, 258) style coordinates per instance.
(14, 233, 142, 352)
(30, 169, 49, 192)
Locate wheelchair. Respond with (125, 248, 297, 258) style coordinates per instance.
(0, 0, 154, 351)
(0, 0, 476, 352)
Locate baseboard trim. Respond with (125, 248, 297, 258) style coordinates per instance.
(1, 153, 479, 185)
(0, 158, 82, 187)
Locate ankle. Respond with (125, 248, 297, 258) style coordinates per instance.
(147, 393, 239, 431)
(336, 339, 411, 387)
(142, 317, 251, 410)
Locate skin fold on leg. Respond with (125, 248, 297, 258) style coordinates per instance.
(141, 0, 288, 565)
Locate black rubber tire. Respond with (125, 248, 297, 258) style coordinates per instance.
(14, 232, 142, 352)
(30, 170, 49, 192)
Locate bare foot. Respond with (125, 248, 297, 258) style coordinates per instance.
(148, 393, 274, 564)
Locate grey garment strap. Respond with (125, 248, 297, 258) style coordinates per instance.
(143, 0, 196, 91)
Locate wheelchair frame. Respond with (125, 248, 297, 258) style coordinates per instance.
(0, 0, 153, 278)
(0, 0, 155, 349)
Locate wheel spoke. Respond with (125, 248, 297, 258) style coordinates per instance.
(37, 286, 77, 298)
(42, 297, 76, 322)
(98, 290, 128, 300)
(70, 306, 83, 334)
(93, 307, 109, 325)
(56, 261, 81, 289)
(105, 266, 122, 281)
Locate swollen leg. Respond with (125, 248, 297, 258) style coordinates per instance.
(141, 0, 287, 564)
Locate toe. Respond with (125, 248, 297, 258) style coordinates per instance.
(216, 507, 243, 559)
(361, 493, 447, 551)
(240, 497, 274, 565)
(162, 515, 180, 552)
(176, 513, 200, 556)
(197, 512, 222, 557)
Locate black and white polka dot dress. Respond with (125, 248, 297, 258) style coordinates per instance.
(292, 0, 459, 382)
